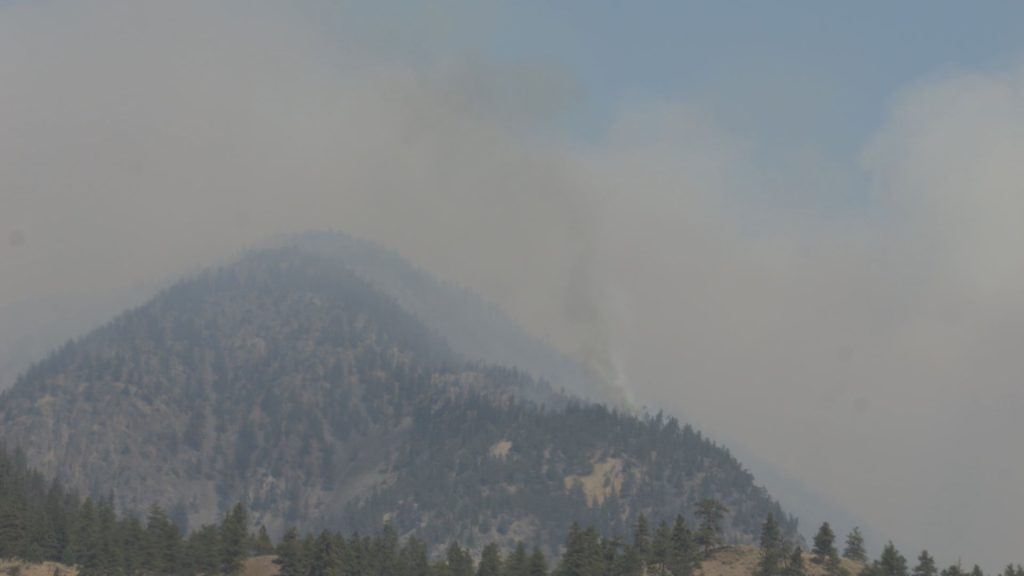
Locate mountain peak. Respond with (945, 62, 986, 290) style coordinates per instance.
(0, 239, 795, 553)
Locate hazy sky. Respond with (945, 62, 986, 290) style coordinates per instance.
(3, 0, 1024, 568)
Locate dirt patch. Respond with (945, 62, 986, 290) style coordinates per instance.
(0, 560, 77, 576)
(489, 440, 513, 459)
(243, 555, 281, 576)
(563, 457, 626, 506)
(699, 546, 865, 576)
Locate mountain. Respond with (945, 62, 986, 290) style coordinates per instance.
(0, 285, 154, 391)
(0, 242, 797, 553)
(272, 232, 620, 404)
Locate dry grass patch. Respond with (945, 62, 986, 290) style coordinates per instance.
(243, 555, 281, 576)
(0, 560, 77, 576)
(699, 546, 865, 576)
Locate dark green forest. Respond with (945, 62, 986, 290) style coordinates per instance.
(1, 446, 1021, 576)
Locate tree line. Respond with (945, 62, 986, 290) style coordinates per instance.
(2, 443, 1021, 576)
(0, 441, 731, 576)
(753, 516, 1024, 576)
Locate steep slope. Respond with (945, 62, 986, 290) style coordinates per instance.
(276, 231, 620, 404)
(0, 247, 796, 553)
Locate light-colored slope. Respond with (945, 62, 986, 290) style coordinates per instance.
(243, 555, 281, 576)
(701, 546, 864, 576)
(0, 560, 78, 576)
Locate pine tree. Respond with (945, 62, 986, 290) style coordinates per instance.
(940, 562, 964, 576)
(274, 527, 308, 576)
(97, 495, 124, 576)
(557, 523, 604, 576)
(695, 499, 728, 558)
(145, 504, 181, 575)
(652, 520, 673, 567)
(252, 525, 274, 556)
(633, 514, 651, 563)
(813, 522, 845, 576)
(1001, 566, 1024, 576)
(527, 546, 548, 576)
(505, 542, 528, 576)
(756, 514, 786, 576)
(478, 543, 503, 576)
(186, 524, 222, 575)
(875, 542, 908, 576)
(71, 498, 98, 571)
(669, 515, 698, 576)
(219, 502, 249, 575)
(370, 522, 399, 576)
(913, 551, 938, 576)
(784, 547, 807, 576)
(308, 530, 341, 576)
(843, 528, 867, 563)
(399, 536, 431, 576)
(446, 541, 475, 576)
(813, 523, 837, 564)
(120, 514, 145, 576)
(0, 497, 28, 561)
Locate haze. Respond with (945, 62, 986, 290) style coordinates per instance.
(3, 0, 1024, 568)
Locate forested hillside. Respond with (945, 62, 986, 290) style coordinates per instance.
(277, 232, 618, 404)
(1, 445, 1018, 576)
(0, 245, 794, 554)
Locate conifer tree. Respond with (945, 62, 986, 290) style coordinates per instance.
(504, 542, 528, 576)
(557, 522, 603, 576)
(120, 514, 145, 576)
(371, 522, 399, 576)
(875, 542, 908, 576)
(633, 514, 651, 563)
(844, 528, 867, 563)
(1001, 566, 1024, 576)
(252, 525, 274, 556)
(308, 530, 341, 576)
(445, 541, 475, 576)
(219, 502, 249, 575)
(186, 524, 222, 575)
(399, 536, 431, 576)
(756, 514, 786, 576)
(940, 564, 962, 576)
(695, 499, 728, 557)
(813, 523, 838, 564)
(145, 504, 181, 575)
(478, 543, 503, 576)
(274, 527, 307, 576)
(71, 498, 98, 571)
(814, 522, 846, 576)
(913, 551, 938, 576)
(527, 546, 548, 576)
(652, 520, 673, 567)
(785, 547, 807, 576)
(91, 495, 123, 576)
(669, 515, 698, 576)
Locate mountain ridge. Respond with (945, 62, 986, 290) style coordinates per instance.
(0, 240, 797, 554)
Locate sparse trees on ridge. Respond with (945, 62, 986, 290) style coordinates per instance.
(0, 444, 1018, 576)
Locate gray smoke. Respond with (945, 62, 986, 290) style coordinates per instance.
(1, 1, 1022, 568)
